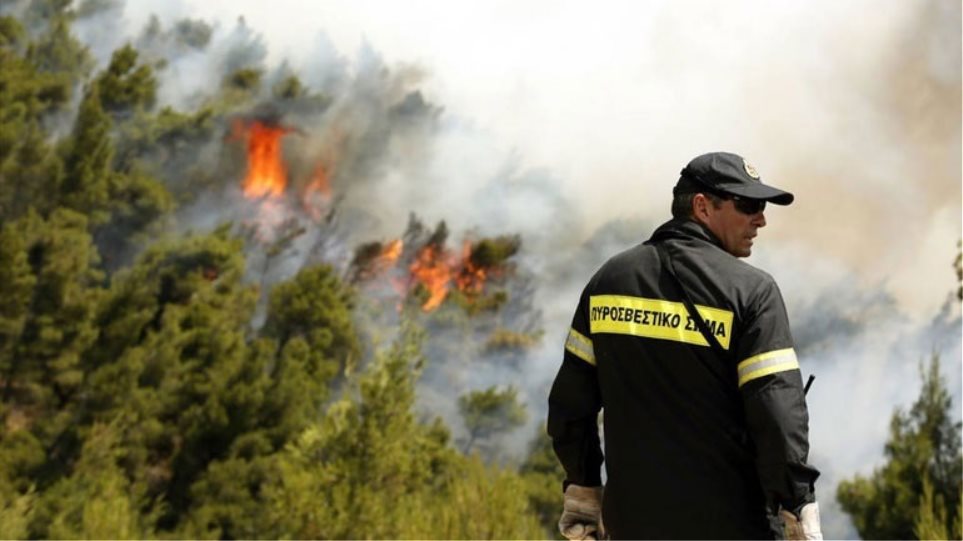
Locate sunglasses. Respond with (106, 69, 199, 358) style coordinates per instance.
(728, 195, 766, 215)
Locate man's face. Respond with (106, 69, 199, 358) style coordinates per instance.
(694, 194, 767, 258)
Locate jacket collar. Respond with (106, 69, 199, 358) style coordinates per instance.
(648, 218, 724, 250)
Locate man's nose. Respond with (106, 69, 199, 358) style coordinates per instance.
(753, 211, 766, 228)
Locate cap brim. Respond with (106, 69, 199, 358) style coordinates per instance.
(719, 182, 794, 205)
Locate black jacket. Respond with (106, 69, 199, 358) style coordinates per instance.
(547, 218, 819, 540)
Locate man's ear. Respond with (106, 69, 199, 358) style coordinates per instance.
(692, 193, 709, 221)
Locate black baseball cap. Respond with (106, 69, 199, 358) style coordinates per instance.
(673, 152, 794, 205)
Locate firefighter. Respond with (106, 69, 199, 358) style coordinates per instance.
(548, 152, 821, 540)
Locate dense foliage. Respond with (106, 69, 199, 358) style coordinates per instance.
(0, 2, 562, 538)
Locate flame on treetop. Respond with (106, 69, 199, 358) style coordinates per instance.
(240, 120, 291, 199)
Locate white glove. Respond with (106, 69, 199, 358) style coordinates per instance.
(558, 485, 603, 540)
(781, 502, 822, 540)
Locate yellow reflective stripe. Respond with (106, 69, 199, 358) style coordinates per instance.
(565, 328, 596, 366)
(737, 348, 799, 387)
(588, 295, 733, 350)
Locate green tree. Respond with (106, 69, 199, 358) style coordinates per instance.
(60, 72, 172, 262)
(172, 18, 213, 50)
(24, 0, 75, 24)
(0, 122, 65, 221)
(837, 354, 962, 539)
(60, 83, 113, 225)
(224, 67, 262, 92)
(0, 210, 103, 540)
(25, 8, 93, 87)
(0, 26, 69, 219)
(459, 385, 527, 454)
(1, 209, 102, 433)
(520, 424, 567, 538)
(178, 451, 280, 539)
(256, 264, 359, 440)
(0, 222, 36, 383)
(137, 15, 213, 53)
(0, 485, 33, 539)
(262, 263, 360, 388)
(79, 228, 261, 529)
(94, 44, 157, 115)
(113, 105, 215, 171)
(172, 264, 362, 538)
(33, 422, 157, 539)
(75, 0, 123, 19)
(0, 15, 26, 48)
(73, 230, 366, 537)
(93, 165, 173, 271)
(914, 474, 963, 540)
(273, 74, 305, 100)
(0, 426, 42, 539)
(259, 322, 544, 539)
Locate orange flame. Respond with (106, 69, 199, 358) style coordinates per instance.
(242, 121, 290, 199)
(409, 244, 454, 311)
(368, 239, 404, 279)
(404, 240, 493, 312)
(379, 239, 404, 265)
(379, 240, 407, 300)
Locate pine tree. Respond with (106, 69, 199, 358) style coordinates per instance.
(260, 321, 544, 539)
(24, 4, 93, 88)
(0, 421, 42, 539)
(520, 424, 567, 538)
(0, 15, 26, 48)
(0, 122, 65, 221)
(837, 354, 962, 539)
(0, 484, 33, 539)
(61, 83, 113, 225)
(0, 22, 69, 220)
(32, 422, 157, 539)
(78, 227, 260, 529)
(173, 264, 362, 538)
(262, 263, 361, 394)
(1, 209, 102, 434)
(113, 105, 215, 174)
(0, 222, 36, 386)
(458, 385, 527, 455)
(94, 44, 157, 115)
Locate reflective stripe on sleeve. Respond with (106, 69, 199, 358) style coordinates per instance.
(737, 348, 799, 387)
(565, 328, 596, 366)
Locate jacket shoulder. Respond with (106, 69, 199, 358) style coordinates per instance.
(725, 256, 777, 291)
(684, 239, 775, 288)
(590, 242, 654, 283)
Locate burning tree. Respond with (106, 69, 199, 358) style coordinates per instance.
(238, 120, 290, 199)
(347, 214, 525, 317)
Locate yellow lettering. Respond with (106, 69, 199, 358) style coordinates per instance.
(588, 295, 733, 350)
